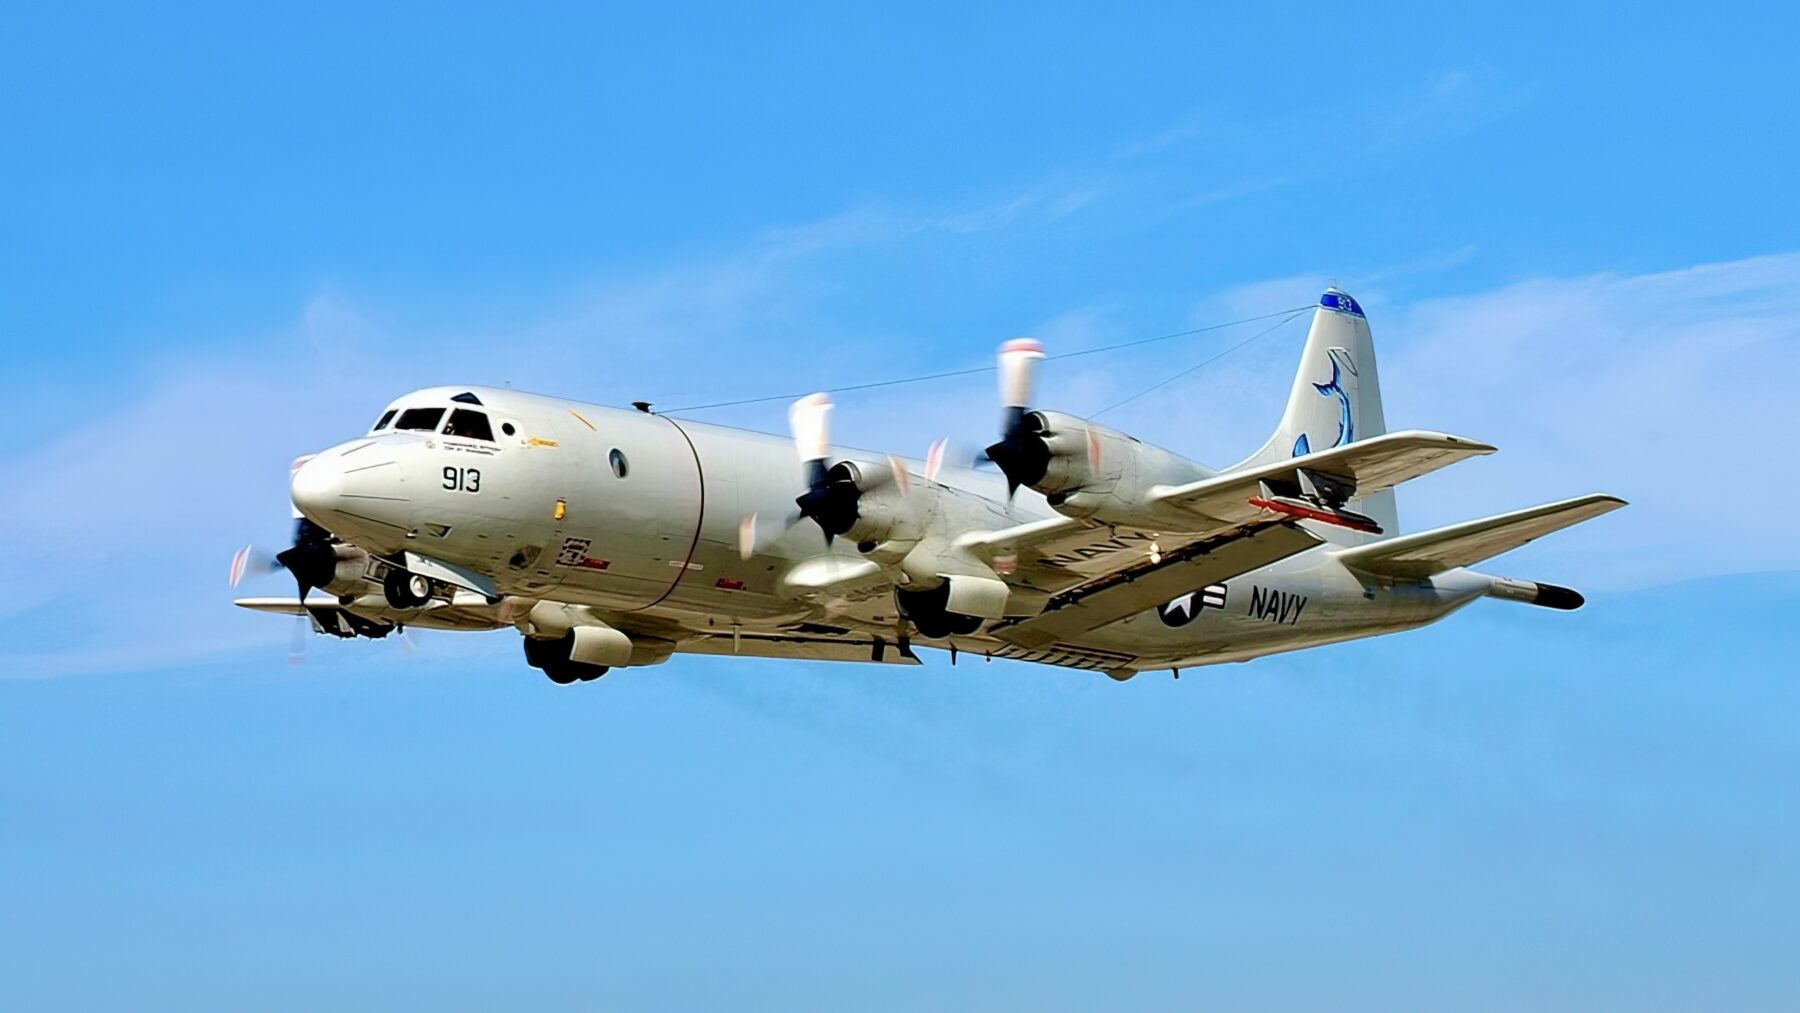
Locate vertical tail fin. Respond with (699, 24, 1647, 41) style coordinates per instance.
(1238, 288, 1396, 539)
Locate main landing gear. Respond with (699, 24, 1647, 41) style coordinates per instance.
(522, 633, 609, 685)
(895, 583, 983, 640)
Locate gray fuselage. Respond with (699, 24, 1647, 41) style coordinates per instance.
(293, 385, 1492, 673)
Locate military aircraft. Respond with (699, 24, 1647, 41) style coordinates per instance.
(233, 289, 1624, 684)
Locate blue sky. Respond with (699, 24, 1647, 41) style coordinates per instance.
(2, 3, 1797, 1008)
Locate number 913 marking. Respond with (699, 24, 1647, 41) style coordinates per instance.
(443, 467, 481, 493)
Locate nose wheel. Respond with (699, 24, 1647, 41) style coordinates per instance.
(522, 633, 609, 684)
(383, 567, 434, 609)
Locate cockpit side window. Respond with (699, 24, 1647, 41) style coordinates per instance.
(372, 409, 398, 431)
(395, 407, 446, 432)
(444, 408, 494, 442)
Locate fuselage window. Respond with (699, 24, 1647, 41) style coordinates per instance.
(445, 408, 495, 441)
(395, 407, 446, 432)
(372, 409, 398, 431)
(609, 448, 629, 478)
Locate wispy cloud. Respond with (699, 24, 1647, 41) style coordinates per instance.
(755, 182, 1101, 260)
(1112, 65, 1534, 212)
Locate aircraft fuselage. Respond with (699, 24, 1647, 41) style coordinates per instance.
(289, 385, 1491, 674)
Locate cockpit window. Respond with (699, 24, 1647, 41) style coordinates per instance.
(372, 409, 398, 431)
(450, 392, 483, 405)
(395, 407, 446, 432)
(444, 408, 494, 441)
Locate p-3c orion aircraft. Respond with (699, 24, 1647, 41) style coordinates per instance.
(233, 289, 1625, 684)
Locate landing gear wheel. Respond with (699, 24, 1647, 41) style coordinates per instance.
(383, 567, 432, 609)
(910, 613, 950, 639)
(946, 611, 984, 636)
(523, 634, 609, 684)
(895, 584, 983, 640)
(543, 660, 608, 684)
(523, 634, 569, 671)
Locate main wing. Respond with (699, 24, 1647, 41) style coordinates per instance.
(235, 592, 513, 633)
(959, 430, 1494, 648)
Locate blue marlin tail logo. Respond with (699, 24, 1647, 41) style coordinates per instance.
(1291, 346, 1357, 457)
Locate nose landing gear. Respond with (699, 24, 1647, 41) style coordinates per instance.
(522, 633, 609, 684)
(383, 566, 434, 609)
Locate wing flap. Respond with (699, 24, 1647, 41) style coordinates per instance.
(678, 631, 923, 666)
(1332, 493, 1627, 580)
(990, 522, 1320, 648)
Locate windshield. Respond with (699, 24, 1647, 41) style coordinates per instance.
(394, 407, 446, 432)
(445, 408, 494, 441)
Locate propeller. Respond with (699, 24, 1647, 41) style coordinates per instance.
(232, 454, 340, 601)
(737, 393, 935, 560)
(273, 517, 341, 603)
(232, 455, 343, 662)
(788, 393, 863, 545)
(982, 338, 1050, 498)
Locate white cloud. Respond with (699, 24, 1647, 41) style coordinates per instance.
(1380, 254, 1800, 588)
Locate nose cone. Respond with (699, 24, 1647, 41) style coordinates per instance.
(289, 440, 412, 546)
(289, 456, 345, 520)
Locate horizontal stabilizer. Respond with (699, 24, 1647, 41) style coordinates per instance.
(1331, 493, 1626, 580)
(1151, 429, 1495, 529)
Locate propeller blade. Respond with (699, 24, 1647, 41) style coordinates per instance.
(739, 512, 760, 560)
(998, 337, 1044, 432)
(789, 392, 833, 470)
(886, 454, 912, 497)
(287, 612, 309, 664)
(924, 438, 947, 483)
(229, 544, 283, 588)
(739, 510, 807, 560)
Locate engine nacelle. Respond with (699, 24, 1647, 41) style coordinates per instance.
(1017, 410, 1211, 524)
(320, 544, 374, 598)
(827, 459, 926, 547)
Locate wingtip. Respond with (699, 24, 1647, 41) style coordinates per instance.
(1569, 492, 1630, 512)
